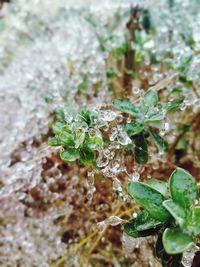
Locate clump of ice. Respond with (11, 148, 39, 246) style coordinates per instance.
(0, 0, 131, 265)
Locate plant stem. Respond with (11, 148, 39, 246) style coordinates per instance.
(123, 6, 141, 97)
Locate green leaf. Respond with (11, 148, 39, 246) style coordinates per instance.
(128, 182, 170, 221)
(145, 111, 164, 123)
(87, 137, 103, 150)
(80, 146, 95, 165)
(79, 109, 98, 127)
(58, 132, 74, 146)
(163, 99, 183, 112)
(112, 99, 141, 117)
(125, 122, 144, 137)
(48, 137, 61, 146)
(134, 30, 143, 44)
(163, 200, 186, 227)
(163, 228, 195, 254)
(147, 179, 168, 197)
(135, 50, 144, 62)
(60, 148, 79, 162)
(175, 138, 187, 150)
(75, 131, 86, 148)
(55, 108, 65, 121)
(123, 221, 140, 238)
(143, 90, 158, 108)
(79, 109, 92, 125)
(155, 234, 183, 267)
(187, 207, 200, 235)
(135, 210, 162, 231)
(148, 129, 168, 153)
(113, 43, 126, 60)
(147, 120, 163, 129)
(123, 211, 161, 238)
(78, 75, 88, 93)
(134, 133, 148, 164)
(106, 67, 118, 79)
(178, 54, 193, 73)
(170, 168, 198, 209)
(140, 91, 158, 114)
(52, 122, 65, 134)
(142, 9, 151, 33)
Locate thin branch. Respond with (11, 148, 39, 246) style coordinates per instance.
(123, 6, 141, 97)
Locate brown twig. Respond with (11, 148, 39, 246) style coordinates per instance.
(123, 6, 141, 97)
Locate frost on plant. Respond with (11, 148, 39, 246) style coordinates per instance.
(124, 168, 200, 266)
(1, 0, 200, 267)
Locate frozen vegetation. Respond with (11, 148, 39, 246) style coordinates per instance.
(0, 0, 200, 266)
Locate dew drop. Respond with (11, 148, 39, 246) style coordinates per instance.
(112, 178, 122, 192)
(132, 86, 140, 95)
(101, 110, 116, 122)
(182, 246, 199, 267)
(131, 171, 140, 181)
(105, 215, 123, 226)
(96, 151, 109, 168)
(97, 221, 106, 233)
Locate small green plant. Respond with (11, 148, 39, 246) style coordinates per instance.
(49, 89, 182, 168)
(124, 167, 200, 266)
(113, 89, 182, 163)
(44, 3, 200, 267)
(48, 109, 104, 166)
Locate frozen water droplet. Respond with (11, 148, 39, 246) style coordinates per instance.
(164, 122, 170, 131)
(97, 221, 106, 233)
(116, 114, 123, 123)
(105, 216, 123, 226)
(71, 176, 79, 185)
(113, 178, 122, 192)
(102, 166, 114, 178)
(86, 190, 94, 201)
(101, 110, 116, 122)
(133, 212, 138, 218)
(180, 102, 186, 111)
(88, 128, 96, 137)
(111, 163, 121, 174)
(132, 86, 140, 95)
(96, 151, 109, 168)
(131, 172, 140, 181)
(110, 127, 118, 141)
(117, 127, 132, 146)
(182, 246, 199, 267)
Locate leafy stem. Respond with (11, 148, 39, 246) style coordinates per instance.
(124, 168, 200, 266)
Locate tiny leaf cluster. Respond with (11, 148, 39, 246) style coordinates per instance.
(124, 168, 200, 266)
(113, 89, 182, 164)
(49, 90, 182, 167)
(48, 109, 104, 166)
